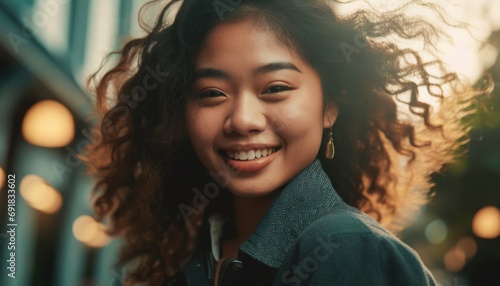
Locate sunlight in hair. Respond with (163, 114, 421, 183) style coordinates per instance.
(431, 0, 495, 83)
(331, 0, 411, 14)
(332, 0, 500, 118)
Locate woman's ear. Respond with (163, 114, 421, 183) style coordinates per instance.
(323, 102, 339, 129)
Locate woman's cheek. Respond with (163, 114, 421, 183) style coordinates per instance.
(276, 107, 310, 139)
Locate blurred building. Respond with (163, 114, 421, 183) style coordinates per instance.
(0, 1, 149, 285)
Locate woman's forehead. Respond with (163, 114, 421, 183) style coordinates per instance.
(195, 20, 301, 69)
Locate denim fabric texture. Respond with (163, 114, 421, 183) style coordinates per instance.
(182, 159, 436, 286)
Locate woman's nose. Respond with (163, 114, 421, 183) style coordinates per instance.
(223, 93, 266, 135)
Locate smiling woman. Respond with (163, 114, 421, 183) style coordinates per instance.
(82, 0, 491, 285)
(186, 20, 334, 198)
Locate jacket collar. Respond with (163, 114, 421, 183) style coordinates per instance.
(239, 159, 342, 268)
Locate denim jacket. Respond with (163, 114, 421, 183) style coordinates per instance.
(182, 159, 436, 286)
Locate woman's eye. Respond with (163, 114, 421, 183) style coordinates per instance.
(263, 85, 293, 94)
(199, 90, 225, 98)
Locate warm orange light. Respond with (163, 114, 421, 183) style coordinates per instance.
(73, 215, 110, 248)
(86, 228, 111, 248)
(20, 174, 63, 214)
(73, 215, 98, 243)
(456, 236, 477, 259)
(0, 167, 5, 189)
(472, 206, 500, 239)
(22, 100, 75, 147)
(444, 248, 466, 272)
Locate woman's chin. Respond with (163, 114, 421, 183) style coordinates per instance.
(226, 184, 280, 199)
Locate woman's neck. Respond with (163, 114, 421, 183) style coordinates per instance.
(230, 190, 280, 245)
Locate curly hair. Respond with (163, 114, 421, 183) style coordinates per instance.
(82, 0, 491, 284)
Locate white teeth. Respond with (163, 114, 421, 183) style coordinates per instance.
(224, 148, 276, 161)
(239, 151, 247, 160)
(255, 150, 262, 158)
(247, 150, 255, 160)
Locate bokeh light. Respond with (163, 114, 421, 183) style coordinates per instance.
(444, 248, 466, 272)
(456, 236, 477, 259)
(72, 215, 110, 248)
(425, 219, 448, 244)
(0, 167, 5, 189)
(20, 174, 63, 214)
(472, 206, 500, 239)
(22, 100, 75, 148)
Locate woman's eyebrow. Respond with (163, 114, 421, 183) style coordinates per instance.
(253, 62, 302, 76)
(194, 68, 229, 80)
(193, 62, 302, 80)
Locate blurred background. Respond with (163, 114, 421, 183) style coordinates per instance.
(0, 0, 499, 285)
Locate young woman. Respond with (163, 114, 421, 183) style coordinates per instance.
(83, 0, 490, 285)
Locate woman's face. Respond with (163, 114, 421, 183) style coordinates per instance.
(185, 20, 335, 198)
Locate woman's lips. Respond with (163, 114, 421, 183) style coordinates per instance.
(221, 147, 280, 173)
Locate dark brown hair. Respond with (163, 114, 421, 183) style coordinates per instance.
(82, 0, 491, 284)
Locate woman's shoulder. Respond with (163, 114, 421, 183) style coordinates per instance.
(300, 203, 392, 240)
(273, 204, 436, 285)
(295, 204, 422, 263)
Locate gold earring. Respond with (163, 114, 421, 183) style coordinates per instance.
(325, 127, 334, 159)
